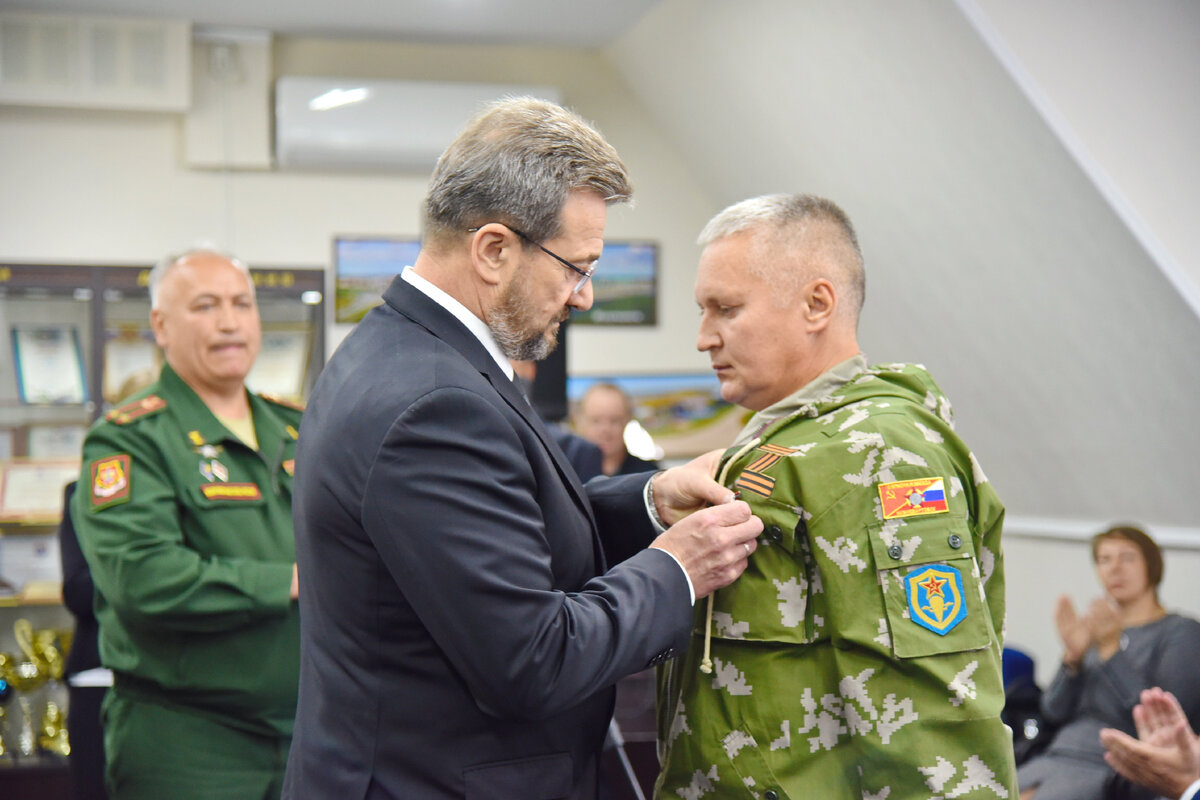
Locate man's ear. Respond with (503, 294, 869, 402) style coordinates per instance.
(469, 224, 521, 288)
(803, 278, 837, 332)
(149, 308, 168, 349)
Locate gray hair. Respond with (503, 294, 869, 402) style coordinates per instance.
(698, 193, 865, 316)
(423, 96, 633, 248)
(148, 246, 252, 309)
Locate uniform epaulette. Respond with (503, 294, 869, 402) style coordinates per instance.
(105, 394, 167, 425)
(258, 392, 306, 412)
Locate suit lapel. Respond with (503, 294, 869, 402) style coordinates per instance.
(381, 276, 598, 532)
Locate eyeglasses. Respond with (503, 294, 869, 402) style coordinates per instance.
(468, 224, 596, 295)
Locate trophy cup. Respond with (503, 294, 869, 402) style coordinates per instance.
(33, 627, 70, 758)
(6, 619, 49, 760)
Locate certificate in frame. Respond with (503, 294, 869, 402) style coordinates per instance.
(0, 459, 80, 524)
(11, 325, 88, 404)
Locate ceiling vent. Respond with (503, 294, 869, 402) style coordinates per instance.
(274, 77, 562, 172)
(0, 11, 190, 111)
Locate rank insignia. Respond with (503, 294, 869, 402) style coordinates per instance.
(91, 454, 131, 510)
(904, 564, 967, 635)
(200, 483, 261, 501)
(878, 477, 948, 519)
(106, 395, 166, 425)
(735, 469, 775, 498)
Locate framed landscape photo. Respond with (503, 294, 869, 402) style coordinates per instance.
(566, 373, 744, 460)
(571, 240, 657, 326)
(334, 236, 421, 323)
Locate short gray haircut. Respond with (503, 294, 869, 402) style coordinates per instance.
(148, 246, 253, 309)
(423, 96, 633, 248)
(698, 193, 865, 317)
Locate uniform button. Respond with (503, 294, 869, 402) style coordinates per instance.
(887, 545, 903, 559)
(765, 791, 780, 800)
(948, 534, 962, 549)
(766, 524, 782, 543)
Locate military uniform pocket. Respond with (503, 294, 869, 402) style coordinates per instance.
(867, 516, 991, 659)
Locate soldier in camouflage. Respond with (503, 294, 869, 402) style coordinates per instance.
(655, 194, 1017, 799)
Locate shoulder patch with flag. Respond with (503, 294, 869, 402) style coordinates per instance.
(878, 477, 948, 519)
(91, 454, 132, 510)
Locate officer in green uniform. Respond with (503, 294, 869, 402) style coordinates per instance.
(655, 195, 1017, 799)
(73, 249, 302, 800)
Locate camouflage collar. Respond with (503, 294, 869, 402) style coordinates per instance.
(731, 354, 868, 447)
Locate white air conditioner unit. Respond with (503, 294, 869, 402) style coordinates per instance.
(274, 77, 563, 172)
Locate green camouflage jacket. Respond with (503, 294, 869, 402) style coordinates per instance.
(655, 358, 1017, 800)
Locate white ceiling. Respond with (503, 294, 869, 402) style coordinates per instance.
(3, 0, 662, 46)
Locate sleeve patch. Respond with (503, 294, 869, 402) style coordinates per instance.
(90, 454, 132, 510)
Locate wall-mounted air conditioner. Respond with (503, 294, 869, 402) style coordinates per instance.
(274, 77, 562, 172)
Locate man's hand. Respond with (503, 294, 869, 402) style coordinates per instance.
(1100, 688, 1200, 799)
(650, 498, 762, 599)
(1054, 594, 1092, 669)
(650, 449, 731, 526)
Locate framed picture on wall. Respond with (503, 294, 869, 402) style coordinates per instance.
(0, 459, 80, 523)
(11, 324, 88, 404)
(334, 235, 421, 323)
(566, 373, 744, 460)
(246, 324, 312, 401)
(570, 240, 658, 326)
(103, 324, 161, 403)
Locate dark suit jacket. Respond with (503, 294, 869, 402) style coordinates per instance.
(59, 481, 102, 678)
(283, 276, 693, 800)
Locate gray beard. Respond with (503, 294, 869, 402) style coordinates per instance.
(486, 278, 561, 361)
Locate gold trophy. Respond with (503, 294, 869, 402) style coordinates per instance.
(34, 627, 70, 758)
(6, 619, 49, 760)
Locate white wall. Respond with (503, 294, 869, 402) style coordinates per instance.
(967, 0, 1200, 315)
(0, 36, 718, 376)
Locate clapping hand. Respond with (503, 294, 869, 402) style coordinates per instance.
(1054, 595, 1092, 669)
(1100, 688, 1200, 799)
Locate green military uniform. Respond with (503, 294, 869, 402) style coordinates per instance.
(72, 363, 301, 799)
(656, 357, 1017, 800)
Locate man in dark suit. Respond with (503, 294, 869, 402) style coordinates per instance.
(283, 97, 762, 800)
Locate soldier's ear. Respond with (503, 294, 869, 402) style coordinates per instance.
(150, 308, 169, 349)
(802, 278, 837, 332)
